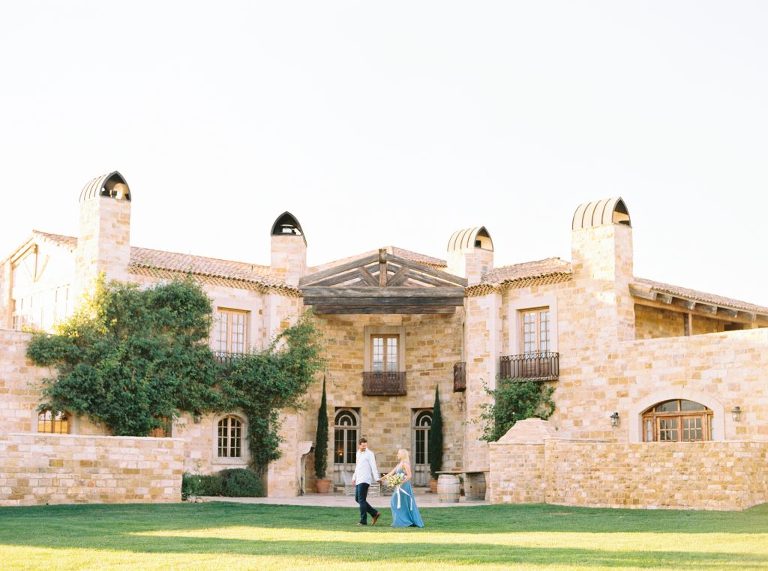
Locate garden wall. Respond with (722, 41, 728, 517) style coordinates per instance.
(0, 433, 184, 507)
(490, 420, 768, 510)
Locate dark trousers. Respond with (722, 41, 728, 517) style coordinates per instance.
(355, 483, 378, 524)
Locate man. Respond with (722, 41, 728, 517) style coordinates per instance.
(352, 437, 381, 526)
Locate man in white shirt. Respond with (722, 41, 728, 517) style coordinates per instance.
(352, 437, 381, 526)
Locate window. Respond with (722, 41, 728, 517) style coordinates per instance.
(372, 334, 399, 372)
(217, 416, 243, 457)
(334, 409, 359, 465)
(521, 308, 551, 353)
(37, 410, 69, 434)
(413, 410, 432, 466)
(215, 309, 248, 353)
(642, 399, 712, 442)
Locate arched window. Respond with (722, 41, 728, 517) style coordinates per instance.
(218, 416, 243, 457)
(413, 410, 433, 466)
(37, 410, 69, 434)
(642, 399, 713, 442)
(334, 409, 359, 465)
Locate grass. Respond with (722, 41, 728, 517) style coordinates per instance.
(1, 502, 768, 570)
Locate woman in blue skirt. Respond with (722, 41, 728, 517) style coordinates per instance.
(382, 449, 424, 528)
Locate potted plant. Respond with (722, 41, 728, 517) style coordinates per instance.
(314, 376, 331, 493)
(428, 384, 443, 493)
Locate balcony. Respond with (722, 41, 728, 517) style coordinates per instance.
(499, 351, 559, 381)
(362, 372, 407, 396)
(453, 362, 466, 392)
(213, 351, 247, 366)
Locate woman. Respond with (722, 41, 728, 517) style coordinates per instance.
(383, 449, 424, 528)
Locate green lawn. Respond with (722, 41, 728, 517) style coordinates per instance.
(1, 502, 768, 570)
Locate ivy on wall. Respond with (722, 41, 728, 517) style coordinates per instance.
(27, 277, 324, 474)
(480, 378, 556, 442)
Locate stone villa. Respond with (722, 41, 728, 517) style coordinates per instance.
(1, 171, 767, 509)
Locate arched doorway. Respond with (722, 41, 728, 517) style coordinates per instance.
(412, 409, 433, 486)
(333, 408, 359, 485)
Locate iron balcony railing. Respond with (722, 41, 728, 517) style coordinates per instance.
(453, 362, 466, 392)
(499, 351, 559, 381)
(213, 351, 247, 366)
(362, 371, 407, 396)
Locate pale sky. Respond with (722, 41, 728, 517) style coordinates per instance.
(2, 1, 767, 305)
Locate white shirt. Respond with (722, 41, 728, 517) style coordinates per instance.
(353, 448, 379, 485)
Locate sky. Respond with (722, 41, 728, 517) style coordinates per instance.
(1, 1, 767, 305)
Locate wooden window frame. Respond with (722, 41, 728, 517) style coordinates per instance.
(215, 308, 249, 354)
(217, 415, 243, 458)
(37, 410, 70, 434)
(642, 399, 713, 442)
(363, 325, 405, 373)
(520, 307, 551, 354)
(412, 409, 433, 466)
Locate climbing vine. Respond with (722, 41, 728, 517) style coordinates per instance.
(480, 378, 556, 442)
(27, 277, 324, 474)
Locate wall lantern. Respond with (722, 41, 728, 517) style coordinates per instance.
(731, 406, 742, 422)
(610, 411, 620, 428)
(193, 412, 202, 424)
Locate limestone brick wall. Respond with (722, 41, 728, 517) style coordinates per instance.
(463, 294, 500, 472)
(0, 329, 48, 434)
(75, 196, 132, 300)
(489, 442, 546, 504)
(635, 304, 686, 339)
(0, 433, 184, 507)
(307, 312, 465, 481)
(270, 235, 306, 287)
(544, 438, 768, 510)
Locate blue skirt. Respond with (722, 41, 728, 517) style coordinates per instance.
(390, 482, 424, 528)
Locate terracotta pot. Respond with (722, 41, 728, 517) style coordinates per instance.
(316, 478, 332, 494)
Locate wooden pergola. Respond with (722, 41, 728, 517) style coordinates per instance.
(299, 249, 467, 314)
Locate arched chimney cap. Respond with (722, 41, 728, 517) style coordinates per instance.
(79, 171, 131, 202)
(447, 226, 493, 253)
(271, 211, 306, 245)
(572, 197, 631, 230)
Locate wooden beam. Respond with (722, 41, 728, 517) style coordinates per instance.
(379, 248, 388, 287)
(357, 267, 379, 287)
(718, 308, 739, 319)
(629, 284, 657, 301)
(658, 293, 673, 304)
(299, 253, 379, 286)
(388, 266, 409, 286)
(302, 286, 465, 299)
(310, 269, 366, 287)
(386, 254, 467, 286)
(696, 303, 718, 314)
(311, 305, 457, 314)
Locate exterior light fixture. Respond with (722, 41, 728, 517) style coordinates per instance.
(731, 406, 742, 422)
(610, 411, 620, 428)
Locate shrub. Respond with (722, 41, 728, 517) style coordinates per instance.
(181, 472, 224, 500)
(219, 468, 264, 497)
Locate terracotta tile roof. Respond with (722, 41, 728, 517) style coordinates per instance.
(467, 258, 573, 295)
(31, 230, 77, 249)
(15, 231, 294, 293)
(128, 247, 292, 291)
(389, 247, 446, 268)
(633, 277, 768, 315)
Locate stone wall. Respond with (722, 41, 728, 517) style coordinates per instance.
(308, 311, 465, 482)
(0, 433, 184, 506)
(489, 419, 768, 510)
(544, 438, 768, 510)
(0, 329, 48, 434)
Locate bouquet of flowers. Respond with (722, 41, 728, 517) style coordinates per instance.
(382, 472, 406, 488)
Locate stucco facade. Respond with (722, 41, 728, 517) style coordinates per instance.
(1, 173, 767, 508)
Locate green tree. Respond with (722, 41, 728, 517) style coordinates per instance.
(27, 277, 326, 475)
(429, 384, 443, 479)
(480, 378, 556, 442)
(314, 376, 328, 479)
(27, 277, 220, 436)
